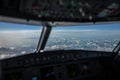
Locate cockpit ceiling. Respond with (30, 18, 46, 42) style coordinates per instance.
(0, 0, 120, 25)
(0, 16, 120, 26)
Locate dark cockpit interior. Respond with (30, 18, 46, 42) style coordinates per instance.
(0, 0, 120, 80)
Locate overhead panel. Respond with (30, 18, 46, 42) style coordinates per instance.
(0, 0, 120, 23)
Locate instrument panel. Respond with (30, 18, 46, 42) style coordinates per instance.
(1, 50, 112, 68)
(1, 50, 112, 80)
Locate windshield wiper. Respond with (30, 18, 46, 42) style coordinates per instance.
(112, 41, 120, 53)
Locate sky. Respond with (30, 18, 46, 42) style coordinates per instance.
(0, 22, 120, 31)
(0, 22, 41, 31)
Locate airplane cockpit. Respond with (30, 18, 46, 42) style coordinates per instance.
(0, 0, 120, 80)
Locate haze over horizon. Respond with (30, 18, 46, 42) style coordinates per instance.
(0, 22, 120, 31)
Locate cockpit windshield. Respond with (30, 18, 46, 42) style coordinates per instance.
(0, 22, 120, 59)
(45, 24, 120, 52)
(0, 22, 42, 59)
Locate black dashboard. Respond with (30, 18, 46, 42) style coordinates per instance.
(1, 50, 113, 80)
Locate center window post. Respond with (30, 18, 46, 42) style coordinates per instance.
(36, 23, 53, 53)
